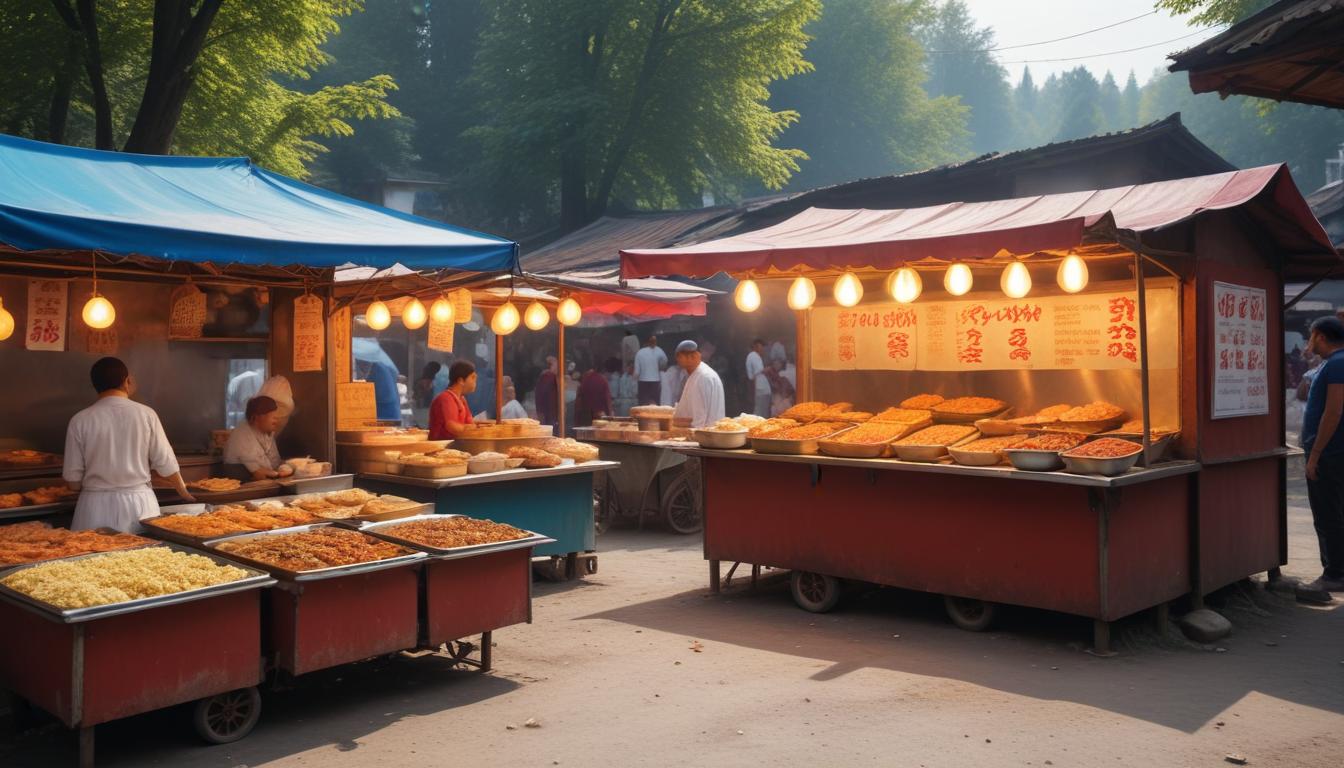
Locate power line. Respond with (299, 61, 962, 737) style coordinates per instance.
(927, 10, 1159, 55)
(999, 26, 1225, 65)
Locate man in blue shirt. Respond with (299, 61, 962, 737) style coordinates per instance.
(1301, 315, 1344, 598)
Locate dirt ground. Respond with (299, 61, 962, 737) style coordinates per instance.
(3, 474, 1342, 768)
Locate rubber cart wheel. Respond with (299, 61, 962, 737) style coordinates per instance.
(660, 472, 703, 535)
(193, 686, 261, 745)
(790, 571, 841, 613)
(943, 595, 998, 632)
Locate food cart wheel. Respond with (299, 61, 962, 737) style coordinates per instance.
(192, 686, 262, 745)
(660, 473, 703, 535)
(790, 571, 841, 613)
(943, 595, 998, 632)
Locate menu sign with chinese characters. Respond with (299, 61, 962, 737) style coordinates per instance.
(168, 284, 207, 339)
(332, 306, 352, 384)
(1211, 281, 1269, 419)
(292, 294, 325, 372)
(86, 328, 118, 355)
(811, 280, 1178, 372)
(26, 280, 67, 352)
(428, 316, 455, 352)
(336, 381, 378, 429)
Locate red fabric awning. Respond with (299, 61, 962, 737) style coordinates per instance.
(620, 165, 1339, 280)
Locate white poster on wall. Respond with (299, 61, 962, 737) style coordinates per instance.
(1211, 281, 1269, 419)
(25, 279, 67, 352)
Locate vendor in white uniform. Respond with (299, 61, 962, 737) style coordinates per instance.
(223, 396, 284, 480)
(63, 357, 194, 532)
(672, 340, 725, 429)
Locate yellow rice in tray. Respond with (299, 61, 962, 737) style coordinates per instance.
(0, 547, 248, 609)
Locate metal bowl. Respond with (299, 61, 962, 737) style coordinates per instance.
(892, 444, 950, 462)
(1060, 452, 1141, 477)
(1003, 448, 1065, 472)
(947, 446, 1007, 466)
(693, 429, 749, 449)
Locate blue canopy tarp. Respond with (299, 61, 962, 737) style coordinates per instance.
(0, 133, 517, 272)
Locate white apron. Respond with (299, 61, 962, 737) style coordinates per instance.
(71, 487, 159, 532)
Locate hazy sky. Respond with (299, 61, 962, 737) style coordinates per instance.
(956, 1, 1224, 86)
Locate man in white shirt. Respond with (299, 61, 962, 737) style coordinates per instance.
(660, 359, 686, 406)
(672, 340, 725, 428)
(64, 357, 193, 531)
(634, 334, 665, 405)
(745, 338, 771, 416)
(621, 331, 640, 371)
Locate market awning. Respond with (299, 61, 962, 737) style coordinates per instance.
(0, 133, 517, 272)
(1167, 0, 1344, 109)
(620, 164, 1338, 280)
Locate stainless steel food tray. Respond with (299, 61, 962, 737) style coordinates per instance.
(0, 526, 160, 571)
(343, 513, 555, 560)
(751, 425, 856, 456)
(0, 543, 275, 623)
(204, 523, 426, 581)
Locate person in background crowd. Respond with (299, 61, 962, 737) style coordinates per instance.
(500, 376, 529, 420)
(414, 362, 441, 409)
(621, 330, 641, 371)
(746, 338, 771, 417)
(634, 334, 664, 405)
(64, 357, 194, 531)
(659, 357, 685, 407)
(615, 362, 639, 416)
(428, 360, 477, 440)
(672, 340, 725, 428)
(223, 396, 284, 480)
(576, 362, 612, 427)
(466, 359, 495, 420)
(769, 339, 788, 369)
(1300, 316, 1344, 601)
(536, 355, 559, 426)
(225, 367, 262, 428)
(766, 360, 796, 418)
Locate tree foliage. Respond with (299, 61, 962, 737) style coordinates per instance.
(1156, 0, 1275, 25)
(920, 0, 1009, 156)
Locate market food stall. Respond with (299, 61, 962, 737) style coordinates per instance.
(621, 164, 1340, 652)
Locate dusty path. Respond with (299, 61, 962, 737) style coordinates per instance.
(3, 479, 1341, 768)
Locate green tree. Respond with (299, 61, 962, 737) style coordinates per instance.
(1051, 68, 1104, 141)
(1098, 72, 1123, 131)
(920, 0, 1011, 156)
(469, 0, 820, 233)
(1121, 71, 1141, 127)
(1157, 0, 1275, 24)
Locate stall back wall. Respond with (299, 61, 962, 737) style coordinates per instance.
(269, 288, 332, 462)
(0, 275, 251, 453)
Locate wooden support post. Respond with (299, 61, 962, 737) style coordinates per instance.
(709, 559, 721, 593)
(1093, 620, 1112, 656)
(1153, 602, 1170, 636)
(795, 309, 811, 403)
(480, 631, 493, 673)
(79, 726, 94, 768)
(495, 331, 504, 422)
(557, 323, 567, 437)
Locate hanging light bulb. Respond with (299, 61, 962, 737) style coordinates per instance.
(834, 272, 863, 307)
(491, 301, 521, 335)
(733, 279, 761, 312)
(524, 300, 550, 330)
(886, 267, 923, 304)
(366, 299, 391, 330)
(402, 297, 428, 329)
(786, 276, 816, 310)
(429, 295, 454, 324)
(943, 262, 973, 296)
(82, 294, 116, 330)
(1056, 253, 1089, 293)
(0, 298, 13, 341)
(557, 297, 582, 327)
(1000, 261, 1032, 299)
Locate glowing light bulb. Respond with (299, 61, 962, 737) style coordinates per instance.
(366, 300, 391, 330)
(887, 267, 922, 304)
(82, 294, 116, 329)
(429, 296, 454, 324)
(557, 297, 582, 327)
(1000, 261, 1032, 299)
(402, 297, 427, 329)
(491, 301, 520, 335)
(1057, 253, 1089, 293)
(0, 298, 13, 341)
(787, 276, 816, 310)
(834, 272, 863, 307)
(734, 279, 761, 312)
(524, 300, 550, 330)
(944, 263, 973, 296)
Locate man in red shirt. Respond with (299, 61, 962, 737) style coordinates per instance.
(428, 361, 477, 440)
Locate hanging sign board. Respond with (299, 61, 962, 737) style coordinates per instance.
(428, 316, 455, 353)
(25, 280, 67, 352)
(811, 280, 1179, 372)
(335, 381, 378, 429)
(86, 327, 118, 355)
(292, 294, 325, 372)
(332, 306, 352, 384)
(451, 289, 473, 324)
(1211, 281, 1269, 419)
(168, 284, 207, 339)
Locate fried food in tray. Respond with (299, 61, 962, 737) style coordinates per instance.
(214, 527, 412, 572)
(870, 408, 933, 425)
(830, 422, 915, 445)
(0, 547, 247, 609)
(1062, 438, 1143, 459)
(0, 521, 154, 567)
(144, 505, 320, 538)
(900, 394, 945, 410)
(377, 517, 529, 550)
(0, 449, 60, 467)
(507, 446, 564, 468)
(829, 411, 873, 423)
(22, 485, 78, 506)
(896, 424, 978, 446)
(778, 401, 830, 422)
(932, 397, 1008, 416)
(816, 402, 856, 419)
(773, 421, 850, 441)
(0, 493, 23, 509)
(1058, 402, 1126, 423)
(539, 438, 600, 462)
(746, 418, 799, 437)
(956, 435, 1028, 453)
(1014, 432, 1088, 452)
(1112, 419, 1177, 436)
(189, 477, 243, 493)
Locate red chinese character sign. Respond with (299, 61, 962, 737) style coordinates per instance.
(25, 280, 67, 352)
(811, 279, 1178, 372)
(292, 294, 325, 372)
(1211, 281, 1268, 419)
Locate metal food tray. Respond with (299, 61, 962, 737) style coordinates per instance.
(751, 425, 856, 456)
(0, 526, 160, 571)
(692, 429, 749, 450)
(0, 543, 275, 623)
(185, 480, 283, 505)
(0, 478, 79, 519)
(204, 523, 427, 581)
(343, 513, 555, 561)
(891, 432, 980, 463)
(931, 407, 1010, 424)
(1002, 448, 1066, 472)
